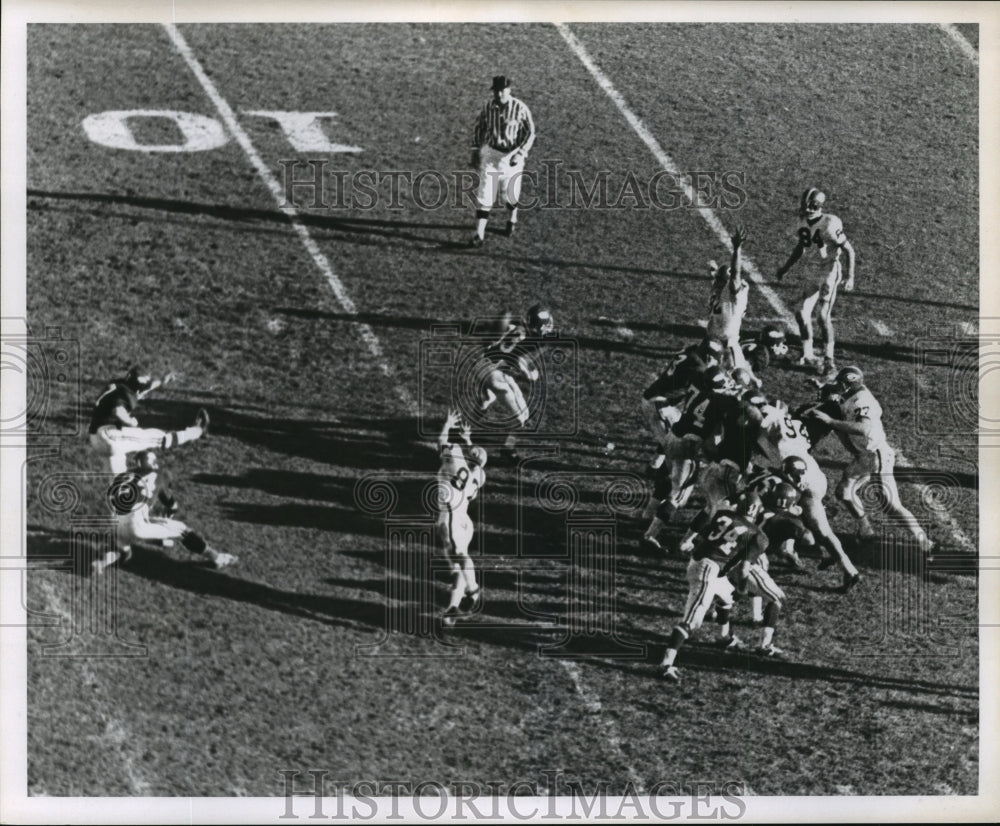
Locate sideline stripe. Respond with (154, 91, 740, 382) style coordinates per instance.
(556, 23, 975, 554)
(162, 24, 416, 414)
(939, 24, 979, 66)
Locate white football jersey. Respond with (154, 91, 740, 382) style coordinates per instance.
(838, 387, 888, 452)
(796, 213, 847, 267)
(706, 280, 749, 342)
(438, 445, 484, 515)
(757, 405, 813, 465)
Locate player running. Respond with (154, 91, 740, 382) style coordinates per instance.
(705, 226, 751, 370)
(89, 366, 209, 474)
(808, 366, 933, 551)
(436, 410, 488, 624)
(474, 304, 554, 455)
(94, 450, 237, 574)
(775, 188, 857, 379)
(659, 494, 770, 682)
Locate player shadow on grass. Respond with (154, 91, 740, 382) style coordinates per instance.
(27, 189, 469, 246)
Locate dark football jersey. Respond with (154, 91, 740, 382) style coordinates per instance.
(89, 380, 138, 434)
(642, 352, 708, 402)
(712, 402, 761, 471)
(673, 389, 738, 441)
(793, 398, 842, 448)
(692, 509, 767, 568)
(761, 511, 811, 547)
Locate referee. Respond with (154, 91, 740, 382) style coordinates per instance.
(469, 75, 536, 246)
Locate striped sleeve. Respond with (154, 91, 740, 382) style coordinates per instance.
(515, 100, 536, 153)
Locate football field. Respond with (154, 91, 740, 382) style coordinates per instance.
(17, 20, 983, 804)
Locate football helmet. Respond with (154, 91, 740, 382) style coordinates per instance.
(781, 456, 810, 490)
(773, 481, 800, 511)
(134, 450, 159, 474)
(468, 446, 488, 468)
(741, 388, 768, 408)
(737, 491, 765, 523)
(730, 367, 757, 390)
(698, 338, 724, 365)
(526, 304, 554, 336)
(703, 367, 735, 394)
(819, 382, 843, 403)
(800, 187, 826, 219)
(834, 365, 864, 392)
(124, 365, 152, 392)
(760, 325, 788, 357)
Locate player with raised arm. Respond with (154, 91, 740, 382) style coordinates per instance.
(659, 494, 769, 682)
(94, 450, 237, 574)
(810, 366, 933, 551)
(89, 366, 209, 474)
(436, 409, 488, 624)
(705, 225, 751, 370)
(775, 188, 856, 379)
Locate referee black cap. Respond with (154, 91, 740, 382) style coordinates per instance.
(492, 75, 510, 91)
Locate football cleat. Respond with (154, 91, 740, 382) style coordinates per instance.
(442, 606, 459, 627)
(755, 644, 785, 658)
(504, 221, 516, 238)
(640, 536, 666, 555)
(195, 408, 210, 433)
(469, 235, 484, 248)
(459, 587, 482, 614)
(660, 665, 681, 683)
(818, 358, 837, 379)
(840, 572, 862, 593)
(210, 551, 238, 569)
(721, 635, 748, 652)
(795, 354, 821, 370)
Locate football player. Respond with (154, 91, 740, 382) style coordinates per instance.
(741, 325, 790, 373)
(794, 381, 845, 449)
(89, 366, 209, 474)
(810, 366, 933, 550)
(676, 387, 765, 554)
(641, 367, 739, 553)
(659, 494, 769, 682)
(436, 409, 488, 624)
(705, 226, 751, 370)
(476, 304, 554, 456)
(775, 188, 857, 379)
(640, 339, 722, 471)
(754, 403, 862, 591)
(94, 450, 237, 574)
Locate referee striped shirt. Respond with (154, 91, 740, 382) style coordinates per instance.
(473, 97, 536, 154)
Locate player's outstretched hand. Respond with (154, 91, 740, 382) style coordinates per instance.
(731, 224, 749, 248)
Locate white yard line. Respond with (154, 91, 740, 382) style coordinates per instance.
(556, 23, 976, 555)
(162, 24, 416, 414)
(558, 659, 645, 791)
(33, 575, 152, 795)
(939, 24, 979, 66)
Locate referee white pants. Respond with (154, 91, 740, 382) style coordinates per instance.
(475, 146, 525, 210)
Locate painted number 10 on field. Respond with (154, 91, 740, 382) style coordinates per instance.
(81, 109, 362, 153)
